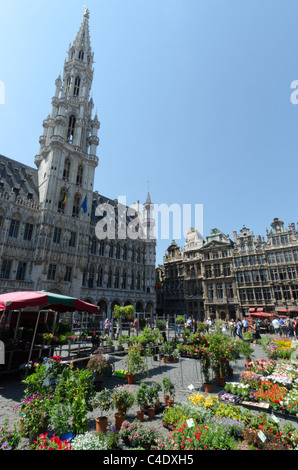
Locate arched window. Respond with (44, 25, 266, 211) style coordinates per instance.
(79, 50, 84, 60)
(63, 158, 71, 181)
(131, 271, 135, 290)
(76, 165, 83, 186)
(116, 242, 121, 259)
(73, 77, 81, 97)
(72, 193, 81, 218)
(137, 248, 141, 263)
(71, 49, 75, 60)
(67, 115, 76, 143)
(123, 244, 128, 261)
(131, 247, 135, 262)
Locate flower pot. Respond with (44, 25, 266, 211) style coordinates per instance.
(126, 373, 135, 384)
(136, 410, 144, 422)
(216, 376, 226, 387)
(147, 407, 155, 420)
(204, 383, 213, 393)
(114, 412, 126, 430)
(245, 357, 251, 366)
(96, 416, 108, 434)
(163, 395, 169, 404)
(167, 399, 174, 408)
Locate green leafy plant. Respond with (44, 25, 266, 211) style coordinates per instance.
(111, 385, 134, 412)
(126, 343, 147, 376)
(162, 377, 175, 399)
(92, 388, 113, 416)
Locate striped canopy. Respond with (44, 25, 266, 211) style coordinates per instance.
(0, 291, 99, 314)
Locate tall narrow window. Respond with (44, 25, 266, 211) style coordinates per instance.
(24, 223, 33, 241)
(64, 266, 72, 282)
(9, 219, 19, 238)
(88, 265, 95, 288)
(97, 266, 103, 287)
(53, 227, 62, 244)
(65, 76, 71, 94)
(114, 268, 119, 289)
(47, 264, 56, 281)
(73, 77, 81, 97)
(67, 115, 76, 143)
(79, 50, 84, 60)
(69, 231, 77, 248)
(72, 194, 81, 218)
(63, 158, 71, 180)
(76, 165, 83, 186)
(122, 270, 127, 289)
(16, 262, 26, 281)
(0, 259, 12, 279)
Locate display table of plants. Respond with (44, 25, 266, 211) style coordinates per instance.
(218, 358, 298, 421)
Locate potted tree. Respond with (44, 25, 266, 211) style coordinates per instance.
(87, 353, 113, 390)
(92, 388, 113, 434)
(125, 343, 147, 384)
(200, 345, 213, 393)
(135, 383, 148, 422)
(162, 378, 175, 405)
(208, 332, 234, 386)
(112, 385, 134, 430)
(239, 340, 255, 366)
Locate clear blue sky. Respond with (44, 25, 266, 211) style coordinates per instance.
(0, 0, 298, 266)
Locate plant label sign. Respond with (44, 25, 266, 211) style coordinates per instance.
(186, 418, 195, 428)
(188, 384, 195, 391)
(258, 430, 266, 443)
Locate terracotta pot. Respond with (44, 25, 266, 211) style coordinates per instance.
(245, 358, 251, 366)
(127, 373, 135, 384)
(114, 412, 126, 430)
(163, 395, 169, 404)
(204, 383, 213, 393)
(137, 410, 144, 422)
(147, 407, 155, 420)
(167, 399, 174, 408)
(96, 416, 108, 433)
(216, 376, 226, 387)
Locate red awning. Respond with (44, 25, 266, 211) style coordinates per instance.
(246, 312, 277, 318)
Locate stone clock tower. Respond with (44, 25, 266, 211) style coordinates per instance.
(33, 9, 100, 291)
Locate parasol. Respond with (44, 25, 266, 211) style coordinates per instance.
(0, 291, 99, 313)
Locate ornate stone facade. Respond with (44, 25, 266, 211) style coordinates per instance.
(157, 220, 298, 321)
(0, 10, 156, 318)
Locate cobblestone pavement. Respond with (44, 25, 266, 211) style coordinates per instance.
(1, 338, 297, 440)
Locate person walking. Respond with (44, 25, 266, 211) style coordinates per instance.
(236, 318, 243, 339)
(242, 318, 248, 334)
(252, 320, 261, 345)
(272, 317, 280, 336)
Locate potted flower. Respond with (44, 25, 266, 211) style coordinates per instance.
(146, 382, 162, 419)
(239, 340, 255, 366)
(162, 378, 175, 405)
(92, 388, 113, 433)
(125, 343, 147, 384)
(16, 392, 53, 444)
(112, 385, 134, 430)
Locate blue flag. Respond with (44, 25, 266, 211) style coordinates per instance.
(81, 195, 88, 214)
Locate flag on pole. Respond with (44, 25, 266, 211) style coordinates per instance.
(81, 195, 88, 214)
(62, 192, 67, 210)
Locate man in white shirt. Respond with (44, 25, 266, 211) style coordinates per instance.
(272, 318, 280, 335)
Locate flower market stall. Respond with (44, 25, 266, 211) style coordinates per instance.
(0, 291, 99, 374)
